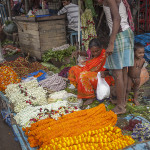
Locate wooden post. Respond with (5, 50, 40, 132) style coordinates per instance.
(0, 40, 4, 62)
(137, 0, 140, 34)
(25, 0, 29, 14)
(7, 0, 12, 21)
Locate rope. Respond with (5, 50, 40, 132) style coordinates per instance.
(39, 74, 66, 92)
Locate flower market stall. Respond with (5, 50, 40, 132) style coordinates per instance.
(1, 0, 150, 149)
(0, 43, 150, 150)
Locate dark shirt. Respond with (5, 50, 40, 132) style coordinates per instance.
(12, 2, 23, 16)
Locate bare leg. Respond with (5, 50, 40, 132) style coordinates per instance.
(110, 85, 117, 104)
(133, 78, 140, 106)
(126, 76, 132, 105)
(112, 69, 126, 114)
(123, 67, 128, 105)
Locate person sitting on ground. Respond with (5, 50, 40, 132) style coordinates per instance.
(126, 43, 147, 106)
(57, 0, 79, 32)
(68, 38, 114, 106)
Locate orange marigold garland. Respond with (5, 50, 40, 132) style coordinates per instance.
(0, 66, 21, 92)
(23, 104, 118, 148)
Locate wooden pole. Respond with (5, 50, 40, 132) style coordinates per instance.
(78, 0, 81, 50)
(0, 40, 5, 63)
(7, 0, 12, 21)
(25, 0, 29, 14)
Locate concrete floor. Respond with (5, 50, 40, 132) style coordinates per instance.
(0, 54, 22, 150)
(0, 106, 21, 150)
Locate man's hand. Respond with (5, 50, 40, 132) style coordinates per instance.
(106, 44, 114, 57)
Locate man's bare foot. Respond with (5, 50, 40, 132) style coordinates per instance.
(110, 98, 127, 108)
(112, 105, 126, 115)
(110, 99, 117, 104)
(133, 100, 140, 106)
(83, 98, 95, 105)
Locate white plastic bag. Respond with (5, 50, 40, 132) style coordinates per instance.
(96, 72, 110, 101)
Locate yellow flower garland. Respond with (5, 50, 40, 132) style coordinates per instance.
(39, 126, 135, 150)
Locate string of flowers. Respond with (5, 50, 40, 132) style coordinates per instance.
(14, 101, 80, 128)
(23, 104, 117, 148)
(0, 66, 21, 92)
(5, 80, 47, 112)
(39, 126, 135, 150)
(81, 9, 97, 51)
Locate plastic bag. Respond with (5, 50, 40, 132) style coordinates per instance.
(96, 72, 110, 101)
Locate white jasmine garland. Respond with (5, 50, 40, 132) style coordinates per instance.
(5, 80, 47, 113)
(14, 101, 69, 127)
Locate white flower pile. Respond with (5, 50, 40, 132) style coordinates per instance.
(5, 80, 47, 113)
(14, 101, 68, 128)
(49, 90, 76, 100)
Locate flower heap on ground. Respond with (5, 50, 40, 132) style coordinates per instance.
(48, 90, 76, 100)
(5, 80, 47, 112)
(23, 104, 119, 148)
(132, 123, 150, 141)
(14, 101, 80, 128)
(39, 74, 66, 92)
(0, 57, 49, 78)
(40, 126, 135, 150)
(81, 9, 97, 50)
(0, 66, 21, 92)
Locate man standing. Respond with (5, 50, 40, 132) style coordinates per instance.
(97, 0, 134, 114)
(57, 0, 79, 32)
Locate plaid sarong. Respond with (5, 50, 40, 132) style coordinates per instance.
(104, 28, 134, 69)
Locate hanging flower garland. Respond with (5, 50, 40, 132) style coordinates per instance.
(0, 66, 21, 92)
(5, 80, 47, 112)
(81, 9, 97, 51)
(23, 104, 118, 148)
(40, 126, 135, 150)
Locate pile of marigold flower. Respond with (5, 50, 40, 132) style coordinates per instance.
(40, 126, 135, 150)
(0, 57, 48, 78)
(0, 66, 21, 92)
(23, 104, 119, 148)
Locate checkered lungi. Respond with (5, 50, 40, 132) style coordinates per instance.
(104, 28, 134, 69)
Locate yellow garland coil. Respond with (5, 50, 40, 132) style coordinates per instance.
(39, 126, 135, 150)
